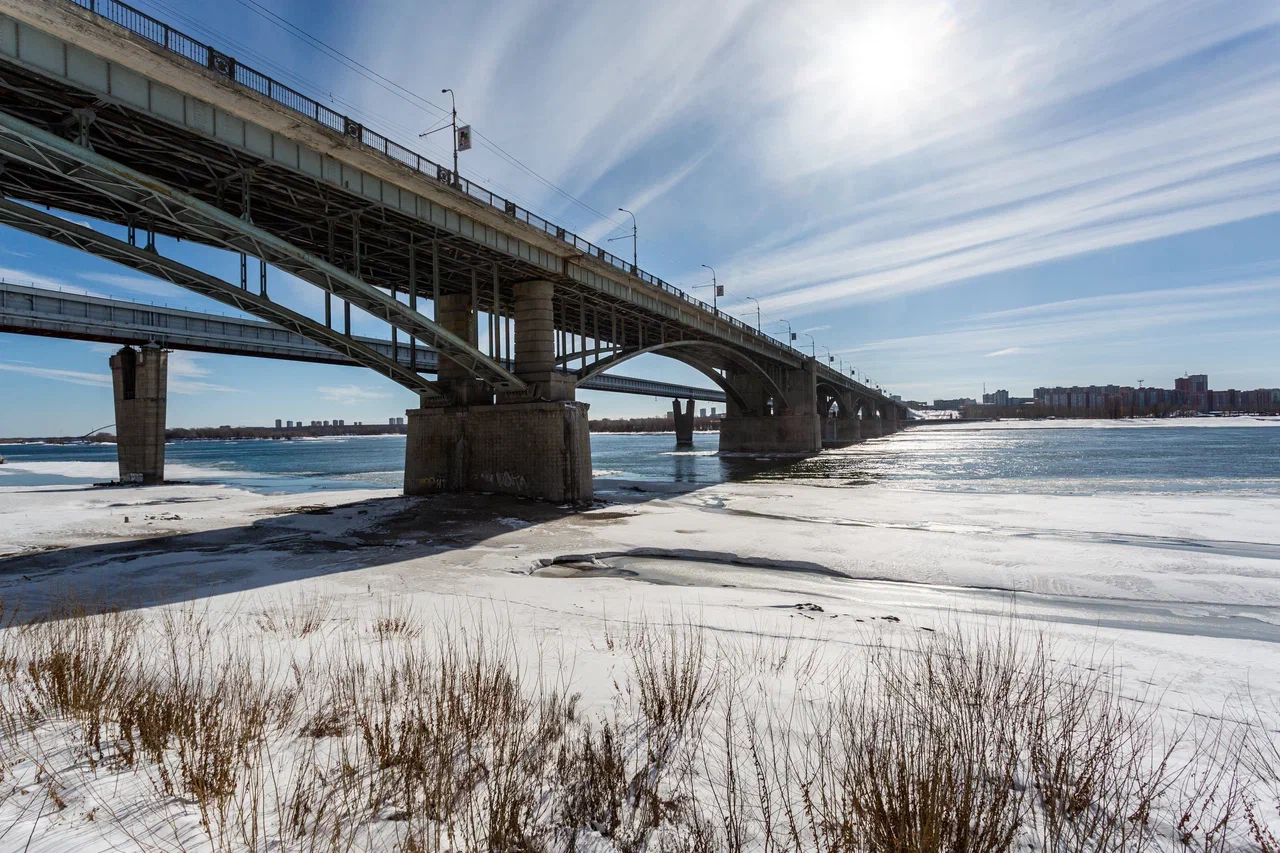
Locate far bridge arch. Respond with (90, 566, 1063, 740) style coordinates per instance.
(573, 340, 795, 414)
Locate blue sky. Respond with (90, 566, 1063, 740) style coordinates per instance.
(3, 0, 1280, 436)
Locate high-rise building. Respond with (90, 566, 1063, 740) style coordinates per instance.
(275, 419, 282, 429)
(699, 408, 707, 418)
(982, 390, 1010, 406)
(710, 407, 718, 417)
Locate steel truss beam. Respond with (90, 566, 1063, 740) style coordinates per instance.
(0, 198, 443, 400)
(0, 110, 525, 392)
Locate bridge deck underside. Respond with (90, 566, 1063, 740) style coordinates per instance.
(0, 60, 753, 377)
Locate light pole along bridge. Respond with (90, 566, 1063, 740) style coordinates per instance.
(0, 0, 908, 504)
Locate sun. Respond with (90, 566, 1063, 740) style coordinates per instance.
(817, 4, 954, 119)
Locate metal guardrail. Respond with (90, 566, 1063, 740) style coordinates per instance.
(65, 0, 799, 357)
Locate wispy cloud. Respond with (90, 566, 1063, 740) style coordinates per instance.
(0, 363, 110, 388)
(167, 352, 238, 394)
(317, 384, 391, 404)
(802, 325, 831, 333)
(78, 271, 181, 298)
(839, 277, 1280, 360)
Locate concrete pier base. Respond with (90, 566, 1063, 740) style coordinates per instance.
(109, 344, 167, 484)
(719, 413, 821, 454)
(404, 400, 592, 504)
(862, 417, 883, 439)
(672, 398, 694, 446)
(822, 417, 861, 446)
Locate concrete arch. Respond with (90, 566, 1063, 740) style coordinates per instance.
(574, 340, 791, 411)
(817, 381, 853, 418)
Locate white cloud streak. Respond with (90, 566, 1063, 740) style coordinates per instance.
(317, 384, 391, 404)
(0, 363, 109, 388)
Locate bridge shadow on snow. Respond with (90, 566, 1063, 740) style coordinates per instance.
(0, 458, 809, 620)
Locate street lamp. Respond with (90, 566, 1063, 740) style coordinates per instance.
(777, 319, 796, 346)
(822, 345, 835, 366)
(803, 332, 816, 358)
(420, 89, 459, 184)
(742, 296, 761, 332)
(696, 264, 721, 309)
(615, 208, 637, 270)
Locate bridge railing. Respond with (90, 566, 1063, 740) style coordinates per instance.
(66, 0, 806, 358)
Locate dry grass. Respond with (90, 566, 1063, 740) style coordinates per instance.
(0, 598, 1275, 852)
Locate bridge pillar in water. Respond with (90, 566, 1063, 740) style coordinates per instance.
(822, 414, 861, 445)
(109, 344, 167, 485)
(673, 398, 694, 446)
(883, 406, 899, 435)
(404, 279, 592, 505)
(719, 359, 822, 453)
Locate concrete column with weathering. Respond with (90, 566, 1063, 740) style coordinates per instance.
(404, 278, 591, 505)
(673, 398, 694, 446)
(435, 293, 490, 407)
(511, 279, 574, 402)
(109, 344, 167, 485)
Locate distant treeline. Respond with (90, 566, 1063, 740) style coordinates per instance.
(166, 425, 408, 440)
(589, 416, 722, 433)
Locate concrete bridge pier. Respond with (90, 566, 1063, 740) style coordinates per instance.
(822, 414, 861, 445)
(404, 279, 592, 505)
(109, 344, 167, 485)
(882, 406, 900, 435)
(719, 360, 822, 454)
(673, 398, 694, 446)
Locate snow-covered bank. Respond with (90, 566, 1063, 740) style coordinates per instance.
(1, 464, 1279, 849)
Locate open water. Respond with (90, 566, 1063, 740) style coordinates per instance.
(2, 421, 1279, 496)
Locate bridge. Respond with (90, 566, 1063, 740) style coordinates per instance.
(0, 0, 908, 502)
(0, 280, 730, 403)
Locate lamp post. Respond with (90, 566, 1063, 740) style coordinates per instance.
(803, 333, 815, 358)
(617, 208, 637, 269)
(697, 264, 719, 310)
(743, 296, 761, 332)
(420, 89, 459, 185)
(778, 319, 796, 347)
(443, 89, 457, 183)
(822, 345, 834, 367)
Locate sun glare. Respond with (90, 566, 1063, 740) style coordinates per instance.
(823, 4, 953, 120)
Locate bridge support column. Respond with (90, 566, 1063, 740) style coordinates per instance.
(109, 344, 167, 485)
(436, 293, 491, 407)
(719, 360, 822, 453)
(673, 398, 694, 446)
(880, 406, 900, 435)
(862, 414, 882, 439)
(822, 415, 861, 445)
(404, 279, 592, 505)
